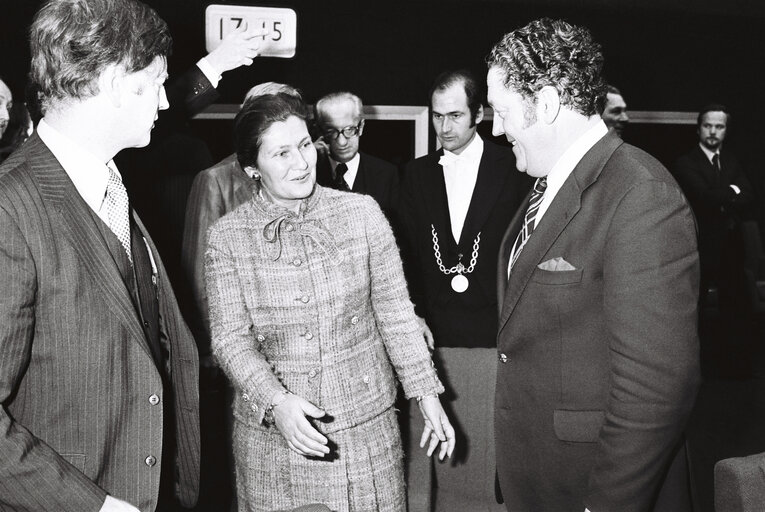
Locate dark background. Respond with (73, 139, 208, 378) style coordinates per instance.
(1, 0, 764, 173)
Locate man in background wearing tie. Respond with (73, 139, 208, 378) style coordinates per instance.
(489, 18, 700, 512)
(0, 1, 200, 510)
(674, 104, 754, 309)
(397, 69, 530, 511)
(314, 92, 400, 222)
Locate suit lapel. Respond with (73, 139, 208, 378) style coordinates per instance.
(351, 154, 368, 194)
(460, 141, 510, 250)
(422, 150, 456, 249)
(498, 133, 623, 333)
(28, 134, 153, 359)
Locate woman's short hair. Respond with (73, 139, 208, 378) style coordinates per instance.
(234, 92, 310, 170)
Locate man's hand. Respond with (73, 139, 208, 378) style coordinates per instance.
(99, 496, 140, 512)
(272, 394, 330, 458)
(416, 316, 435, 351)
(417, 395, 455, 460)
(206, 25, 267, 75)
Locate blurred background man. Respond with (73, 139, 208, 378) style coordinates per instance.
(601, 84, 630, 137)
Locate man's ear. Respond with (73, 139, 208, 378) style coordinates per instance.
(99, 64, 125, 108)
(357, 118, 365, 137)
(537, 86, 561, 124)
(474, 104, 484, 125)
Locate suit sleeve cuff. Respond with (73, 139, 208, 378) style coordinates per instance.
(196, 58, 221, 88)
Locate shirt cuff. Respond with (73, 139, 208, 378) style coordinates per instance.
(730, 184, 741, 195)
(196, 58, 221, 88)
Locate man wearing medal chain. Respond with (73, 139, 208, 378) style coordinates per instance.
(398, 69, 531, 510)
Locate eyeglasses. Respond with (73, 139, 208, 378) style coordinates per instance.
(323, 123, 362, 141)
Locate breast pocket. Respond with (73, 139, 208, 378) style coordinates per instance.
(531, 268, 584, 285)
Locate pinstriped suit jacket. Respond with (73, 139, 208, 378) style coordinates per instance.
(0, 134, 200, 511)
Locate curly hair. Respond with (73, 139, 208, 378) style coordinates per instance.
(486, 18, 607, 117)
(29, 0, 172, 114)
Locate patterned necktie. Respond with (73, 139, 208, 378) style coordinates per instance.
(508, 177, 547, 273)
(712, 153, 721, 173)
(334, 162, 350, 191)
(105, 164, 132, 262)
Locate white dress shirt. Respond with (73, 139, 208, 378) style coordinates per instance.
(37, 119, 117, 225)
(330, 152, 361, 189)
(534, 121, 608, 229)
(441, 134, 484, 243)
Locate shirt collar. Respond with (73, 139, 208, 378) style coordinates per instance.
(698, 142, 720, 164)
(545, 120, 608, 193)
(442, 132, 484, 164)
(37, 119, 115, 213)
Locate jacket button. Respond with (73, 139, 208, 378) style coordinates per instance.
(362, 375, 370, 384)
(305, 332, 314, 340)
(308, 369, 318, 378)
(242, 393, 250, 402)
(499, 353, 508, 363)
(293, 258, 302, 266)
(351, 316, 359, 325)
(251, 404, 258, 412)
(256, 334, 265, 342)
(300, 295, 310, 303)
(148, 394, 160, 406)
(145, 455, 157, 467)
(285, 223, 294, 232)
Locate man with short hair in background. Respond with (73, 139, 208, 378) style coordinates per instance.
(674, 104, 754, 308)
(314, 91, 400, 221)
(488, 18, 700, 512)
(601, 84, 629, 137)
(0, 1, 200, 510)
(397, 69, 530, 511)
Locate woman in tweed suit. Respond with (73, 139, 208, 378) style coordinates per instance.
(205, 93, 455, 511)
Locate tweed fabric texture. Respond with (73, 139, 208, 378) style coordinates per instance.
(206, 185, 442, 510)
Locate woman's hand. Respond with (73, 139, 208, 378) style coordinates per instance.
(417, 395, 456, 460)
(272, 393, 330, 458)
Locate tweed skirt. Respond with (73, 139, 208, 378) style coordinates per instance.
(233, 406, 405, 512)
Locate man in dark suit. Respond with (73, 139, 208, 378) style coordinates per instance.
(487, 18, 701, 512)
(674, 104, 754, 308)
(397, 70, 530, 511)
(0, 1, 200, 510)
(314, 92, 399, 220)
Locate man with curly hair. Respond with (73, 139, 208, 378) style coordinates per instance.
(488, 18, 700, 512)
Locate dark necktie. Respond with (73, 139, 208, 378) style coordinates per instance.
(334, 162, 350, 191)
(508, 177, 548, 274)
(712, 153, 721, 173)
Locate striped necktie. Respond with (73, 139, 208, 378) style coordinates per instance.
(508, 177, 547, 273)
(105, 164, 132, 262)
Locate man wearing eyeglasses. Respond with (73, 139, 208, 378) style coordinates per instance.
(314, 92, 400, 221)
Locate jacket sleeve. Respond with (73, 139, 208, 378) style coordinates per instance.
(362, 197, 443, 399)
(0, 206, 107, 512)
(181, 170, 225, 356)
(205, 221, 286, 423)
(584, 180, 701, 511)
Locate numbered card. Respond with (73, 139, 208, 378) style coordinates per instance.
(205, 4, 297, 58)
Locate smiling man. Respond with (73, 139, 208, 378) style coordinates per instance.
(488, 18, 700, 512)
(397, 69, 530, 511)
(0, 1, 200, 511)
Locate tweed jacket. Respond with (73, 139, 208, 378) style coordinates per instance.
(205, 185, 443, 434)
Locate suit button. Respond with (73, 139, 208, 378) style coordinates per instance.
(145, 455, 157, 467)
(300, 295, 310, 303)
(251, 404, 258, 412)
(362, 375, 370, 384)
(285, 223, 294, 232)
(499, 353, 508, 363)
(256, 334, 265, 342)
(242, 393, 250, 402)
(148, 394, 160, 405)
(308, 369, 318, 378)
(143, 321, 149, 328)
(351, 316, 359, 325)
(293, 258, 302, 266)
(305, 332, 314, 340)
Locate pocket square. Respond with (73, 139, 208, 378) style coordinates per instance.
(538, 257, 576, 271)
